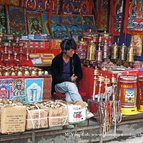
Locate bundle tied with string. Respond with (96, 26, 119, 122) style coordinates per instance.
(43, 100, 68, 127)
(26, 104, 48, 130)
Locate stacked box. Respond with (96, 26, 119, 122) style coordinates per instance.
(0, 105, 26, 134)
(43, 100, 68, 127)
(48, 106, 68, 127)
(26, 105, 48, 130)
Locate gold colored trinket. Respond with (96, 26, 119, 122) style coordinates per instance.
(128, 44, 134, 62)
(86, 40, 96, 61)
(111, 42, 118, 60)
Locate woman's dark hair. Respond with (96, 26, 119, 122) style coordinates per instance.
(60, 38, 77, 53)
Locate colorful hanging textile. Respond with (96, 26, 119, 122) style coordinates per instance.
(9, 0, 20, 6)
(27, 11, 43, 34)
(0, 0, 9, 5)
(94, 0, 109, 31)
(0, 5, 7, 34)
(36, 0, 44, 11)
(0, 0, 20, 6)
(80, 1, 89, 15)
(0, 79, 13, 99)
(62, 0, 90, 15)
(124, 0, 143, 34)
(8, 6, 27, 35)
(25, 78, 43, 103)
(25, 0, 37, 10)
(62, 0, 82, 14)
(44, 0, 58, 13)
(110, 0, 124, 35)
(130, 35, 142, 56)
(11, 79, 26, 100)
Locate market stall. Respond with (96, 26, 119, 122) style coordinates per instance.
(1, 0, 143, 143)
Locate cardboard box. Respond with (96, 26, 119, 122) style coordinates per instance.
(48, 106, 68, 127)
(68, 105, 86, 124)
(26, 108, 48, 130)
(0, 105, 26, 134)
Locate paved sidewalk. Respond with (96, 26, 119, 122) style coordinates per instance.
(1, 118, 143, 143)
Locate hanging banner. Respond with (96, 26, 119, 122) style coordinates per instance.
(130, 35, 142, 56)
(0, 79, 13, 99)
(62, 0, 89, 15)
(94, 0, 109, 31)
(124, 0, 143, 34)
(25, 78, 43, 103)
(110, 0, 124, 35)
(8, 6, 27, 35)
(11, 78, 26, 101)
(0, 5, 7, 34)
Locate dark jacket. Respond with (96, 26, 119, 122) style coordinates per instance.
(51, 52, 82, 93)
